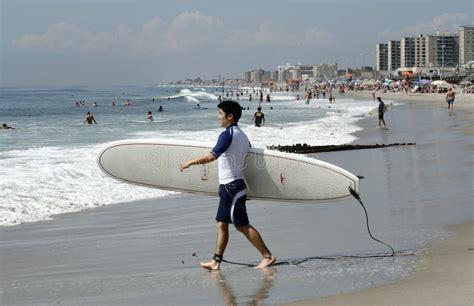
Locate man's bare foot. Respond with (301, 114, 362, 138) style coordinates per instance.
(200, 260, 220, 271)
(255, 255, 276, 269)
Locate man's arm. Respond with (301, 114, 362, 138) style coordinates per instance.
(180, 152, 216, 172)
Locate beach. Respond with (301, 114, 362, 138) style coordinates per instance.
(289, 223, 473, 306)
(289, 91, 474, 305)
(1, 90, 473, 305)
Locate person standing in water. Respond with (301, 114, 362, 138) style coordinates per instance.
(146, 111, 153, 122)
(252, 107, 265, 127)
(180, 100, 275, 271)
(83, 112, 97, 125)
(377, 97, 387, 128)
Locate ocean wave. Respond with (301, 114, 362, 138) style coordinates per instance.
(0, 145, 175, 226)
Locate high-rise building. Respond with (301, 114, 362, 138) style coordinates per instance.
(263, 70, 272, 81)
(400, 37, 416, 68)
(387, 40, 401, 71)
(414, 34, 436, 67)
(376, 43, 388, 71)
(249, 69, 264, 83)
(435, 32, 459, 68)
(271, 70, 278, 81)
(459, 25, 474, 64)
(244, 71, 251, 83)
(313, 63, 337, 79)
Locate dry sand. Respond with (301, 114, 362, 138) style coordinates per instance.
(288, 92, 474, 306)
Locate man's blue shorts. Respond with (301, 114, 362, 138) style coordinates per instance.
(216, 179, 249, 226)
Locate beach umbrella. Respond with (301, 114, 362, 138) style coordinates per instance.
(460, 80, 471, 85)
(419, 79, 432, 85)
(431, 80, 452, 88)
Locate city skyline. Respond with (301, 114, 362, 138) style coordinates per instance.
(1, 0, 472, 86)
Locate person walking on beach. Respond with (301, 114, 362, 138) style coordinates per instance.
(446, 88, 455, 114)
(83, 112, 97, 125)
(252, 107, 265, 127)
(180, 100, 275, 271)
(377, 97, 387, 128)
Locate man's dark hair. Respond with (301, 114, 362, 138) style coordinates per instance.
(257, 107, 262, 111)
(218, 100, 242, 122)
(377, 97, 382, 102)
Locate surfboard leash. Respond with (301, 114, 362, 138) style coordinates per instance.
(219, 187, 399, 268)
(348, 186, 395, 257)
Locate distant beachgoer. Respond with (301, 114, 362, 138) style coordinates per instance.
(93, 102, 98, 107)
(249, 94, 252, 102)
(260, 91, 263, 102)
(83, 112, 97, 125)
(371, 87, 379, 100)
(111, 101, 115, 106)
(266, 94, 271, 102)
(329, 92, 335, 104)
(377, 97, 386, 128)
(196, 104, 201, 109)
(146, 111, 153, 122)
(296, 94, 299, 101)
(1, 123, 15, 129)
(158, 105, 164, 112)
(252, 107, 265, 127)
(446, 88, 455, 114)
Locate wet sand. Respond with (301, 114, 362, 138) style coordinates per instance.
(288, 222, 473, 306)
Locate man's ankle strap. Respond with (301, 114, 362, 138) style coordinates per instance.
(213, 254, 223, 263)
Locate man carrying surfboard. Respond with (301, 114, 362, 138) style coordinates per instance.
(180, 100, 276, 271)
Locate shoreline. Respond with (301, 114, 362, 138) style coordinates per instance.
(287, 222, 474, 306)
(287, 92, 474, 306)
(344, 91, 474, 136)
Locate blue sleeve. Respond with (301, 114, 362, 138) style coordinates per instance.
(211, 129, 233, 157)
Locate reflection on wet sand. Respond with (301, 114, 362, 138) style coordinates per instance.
(209, 268, 277, 305)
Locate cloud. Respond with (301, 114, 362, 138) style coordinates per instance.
(12, 12, 335, 55)
(14, 22, 90, 52)
(378, 13, 467, 40)
(163, 11, 223, 51)
(13, 12, 222, 55)
(224, 20, 275, 48)
(303, 27, 334, 47)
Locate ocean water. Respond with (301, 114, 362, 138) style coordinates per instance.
(0, 85, 377, 226)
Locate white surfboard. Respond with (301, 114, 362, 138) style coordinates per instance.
(97, 139, 359, 202)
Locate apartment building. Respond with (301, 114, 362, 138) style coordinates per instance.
(459, 25, 474, 64)
(313, 63, 337, 79)
(376, 43, 388, 71)
(400, 37, 416, 68)
(387, 40, 401, 71)
(435, 32, 459, 68)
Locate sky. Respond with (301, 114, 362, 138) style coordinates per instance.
(1, 0, 472, 86)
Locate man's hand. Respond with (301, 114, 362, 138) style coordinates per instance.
(180, 160, 192, 172)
